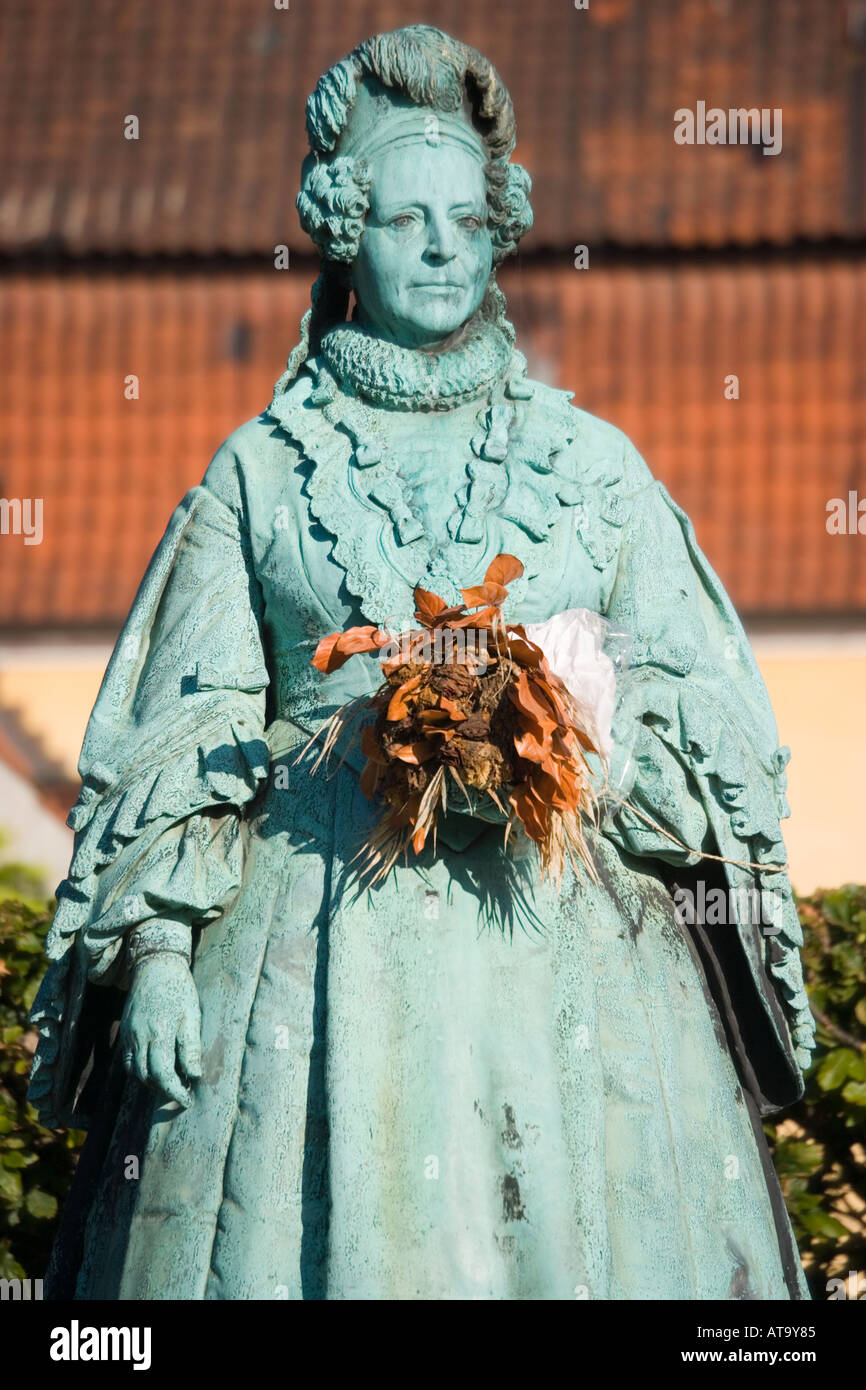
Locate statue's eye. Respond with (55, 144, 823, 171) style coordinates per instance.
(390, 214, 415, 229)
(458, 215, 483, 231)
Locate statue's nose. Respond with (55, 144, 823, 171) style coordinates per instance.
(424, 211, 458, 263)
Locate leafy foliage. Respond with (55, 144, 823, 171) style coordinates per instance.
(0, 893, 84, 1281)
(766, 885, 866, 1298)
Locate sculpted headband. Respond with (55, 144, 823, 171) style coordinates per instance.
(336, 80, 488, 166)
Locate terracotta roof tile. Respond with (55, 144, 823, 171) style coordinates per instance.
(0, 0, 863, 255)
(0, 262, 863, 626)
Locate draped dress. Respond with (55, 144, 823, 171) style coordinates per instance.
(30, 316, 814, 1300)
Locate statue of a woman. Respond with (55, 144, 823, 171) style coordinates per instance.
(30, 25, 814, 1300)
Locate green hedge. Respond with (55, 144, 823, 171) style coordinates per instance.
(764, 885, 866, 1297)
(0, 881, 84, 1282)
(1, 881, 864, 1296)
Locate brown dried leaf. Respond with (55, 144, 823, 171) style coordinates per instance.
(460, 581, 508, 609)
(312, 625, 386, 673)
(387, 675, 423, 721)
(484, 553, 524, 588)
(413, 587, 449, 626)
(389, 740, 436, 765)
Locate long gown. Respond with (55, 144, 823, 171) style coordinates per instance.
(30, 315, 814, 1299)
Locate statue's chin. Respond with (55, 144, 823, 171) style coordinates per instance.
(399, 298, 479, 351)
(356, 291, 482, 351)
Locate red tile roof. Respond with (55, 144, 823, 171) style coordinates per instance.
(0, 0, 863, 255)
(0, 262, 863, 626)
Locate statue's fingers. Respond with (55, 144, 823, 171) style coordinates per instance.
(129, 1030, 150, 1085)
(118, 1019, 135, 1075)
(176, 1015, 202, 1082)
(146, 1039, 190, 1108)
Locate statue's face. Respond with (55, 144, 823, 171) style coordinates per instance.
(352, 140, 493, 349)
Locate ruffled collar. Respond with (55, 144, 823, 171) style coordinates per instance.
(266, 342, 628, 630)
(319, 312, 514, 411)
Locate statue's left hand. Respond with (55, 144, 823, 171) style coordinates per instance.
(120, 954, 202, 1108)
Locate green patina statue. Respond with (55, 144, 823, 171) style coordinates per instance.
(30, 25, 814, 1300)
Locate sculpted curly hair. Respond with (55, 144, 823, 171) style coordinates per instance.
(284, 24, 533, 380)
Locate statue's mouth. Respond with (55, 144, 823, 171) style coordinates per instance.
(413, 282, 463, 292)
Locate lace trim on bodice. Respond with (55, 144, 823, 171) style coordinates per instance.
(267, 342, 626, 628)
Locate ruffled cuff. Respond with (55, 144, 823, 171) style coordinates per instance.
(603, 715, 708, 866)
(65, 706, 267, 880)
(47, 710, 266, 954)
(79, 806, 246, 984)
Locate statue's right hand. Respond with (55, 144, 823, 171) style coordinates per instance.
(120, 954, 202, 1108)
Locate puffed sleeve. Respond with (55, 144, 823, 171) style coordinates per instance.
(29, 452, 270, 1126)
(598, 445, 815, 1098)
(78, 807, 247, 979)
